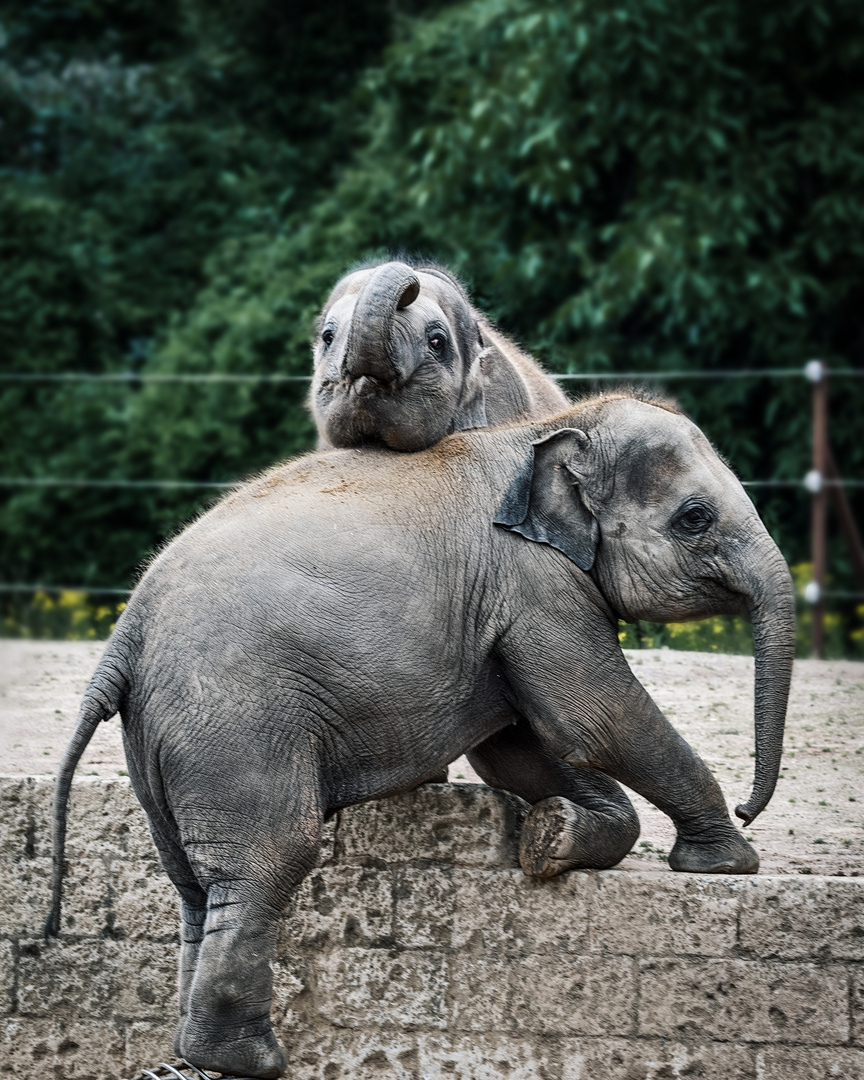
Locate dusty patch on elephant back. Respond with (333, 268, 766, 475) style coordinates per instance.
(251, 473, 292, 498)
(320, 477, 364, 497)
(420, 435, 474, 468)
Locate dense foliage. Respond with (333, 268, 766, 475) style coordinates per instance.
(2, 0, 863, 651)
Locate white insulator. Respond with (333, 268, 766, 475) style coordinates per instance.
(804, 470, 823, 494)
(804, 359, 824, 383)
(803, 581, 821, 605)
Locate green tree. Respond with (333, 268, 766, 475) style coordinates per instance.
(2, 0, 863, 652)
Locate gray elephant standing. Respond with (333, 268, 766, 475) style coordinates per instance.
(310, 259, 569, 451)
(48, 393, 794, 1078)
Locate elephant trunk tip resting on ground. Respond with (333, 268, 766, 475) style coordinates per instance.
(310, 257, 570, 451)
(46, 390, 795, 1079)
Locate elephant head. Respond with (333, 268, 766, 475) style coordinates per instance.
(496, 394, 796, 827)
(311, 260, 489, 451)
(310, 259, 569, 451)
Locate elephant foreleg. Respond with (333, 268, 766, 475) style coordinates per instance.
(467, 718, 640, 877)
(553, 678, 759, 874)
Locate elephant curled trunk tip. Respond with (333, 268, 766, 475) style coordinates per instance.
(344, 262, 421, 384)
(735, 557, 796, 827)
(735, 800, 758, 829)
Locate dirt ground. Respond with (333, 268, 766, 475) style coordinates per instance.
(1, 639, 862, 876)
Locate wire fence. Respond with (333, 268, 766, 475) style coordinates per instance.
(3, 361, 864, 646)
(3, 367, 864, 383)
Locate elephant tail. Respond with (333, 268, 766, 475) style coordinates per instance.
(44, 641, 131, 939)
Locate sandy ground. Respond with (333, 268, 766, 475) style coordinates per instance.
(1, 640, 862, 876)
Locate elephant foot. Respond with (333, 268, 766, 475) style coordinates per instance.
(519, 795, 634, 878)
(179, 1015, 286, 1080)
(669, 829, 759, 874)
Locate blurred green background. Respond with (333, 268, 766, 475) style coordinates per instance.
(1, 0, 863, 654)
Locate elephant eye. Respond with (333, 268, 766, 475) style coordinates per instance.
(321, 328, 334, 347)
(428, 334, 446, 352)
(674, 502, 714, 536)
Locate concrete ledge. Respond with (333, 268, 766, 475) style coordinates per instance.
(1, 777, 863, 1080)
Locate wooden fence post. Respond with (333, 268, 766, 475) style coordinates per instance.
(806, 360, 828, 658)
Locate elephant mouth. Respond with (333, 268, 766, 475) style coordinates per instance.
(318, 385, 420, 450)
(319, 373, 399, 401)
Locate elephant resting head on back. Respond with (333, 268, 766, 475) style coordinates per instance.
(310, 258, 569, 450)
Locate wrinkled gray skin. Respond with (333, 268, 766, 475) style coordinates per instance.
(48, 395, 795, 1079)
(310, 259, 569, 450)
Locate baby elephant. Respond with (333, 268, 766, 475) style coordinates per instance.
(310, 258, 569, 450)
(48, 393, 794, 1079)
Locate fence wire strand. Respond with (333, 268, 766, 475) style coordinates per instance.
(1, 367, 863, 384)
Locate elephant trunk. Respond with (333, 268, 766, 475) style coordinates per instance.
(734, 534, 796, 826)
(343, 262, 421, 385)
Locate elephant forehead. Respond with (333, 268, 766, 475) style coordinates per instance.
(322, 292, 357, 326)
(415, 270, 459, 304)
(399, 292, 448, 325)
(326, 268, 374, 305)
(614, 431, 692, 506)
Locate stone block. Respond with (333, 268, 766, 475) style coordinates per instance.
(0, 854, 115, 938)
(103, 938, 179, 1020)
(336, 784, 525, 869)
(451, 954, 636, 1037)
(0, 1017, 126, 1080)
(112, 858, 180, 941)
(0, 777, 36, 858)
(756, 1045, 864, 1079)
(271, 953, 313, 1030)
(124, 1020, 177, 1076)
(63, 778, 156, 863)
(0, 939, 14, 1015)
(449, 953, 511, 1033)
(590, 872, 739, 956)
(318, 816, 337, 866)
(740, 877, 864, 960)
(394, 866, 454, 948)
(316, 947, 448, 1030)
(28, 778, 56, 858)
(285, 867, 394, 948)
(0, 857, 49, 938)
(282, 1028, 418, 1080)
(452, 869, 592, 954)
(852, 968, 864, 1045)
(16, 938, 118, 1019)
(560, 1038, 757, 1080)
(417, 1033, 562, 1079)
(638, 958, 849, 1044)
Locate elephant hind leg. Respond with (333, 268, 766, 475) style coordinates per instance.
(138, 806, 207, 1055)
(467, 718, 639, 877)
(176, 788, 325, 1079)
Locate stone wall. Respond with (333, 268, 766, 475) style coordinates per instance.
(2, 776, 863, 1080)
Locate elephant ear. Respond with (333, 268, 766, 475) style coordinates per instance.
(494, 428, 599, 571)
(451, 324, 488, 433)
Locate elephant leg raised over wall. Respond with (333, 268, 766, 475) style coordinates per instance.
(467, 716, 640, 877)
